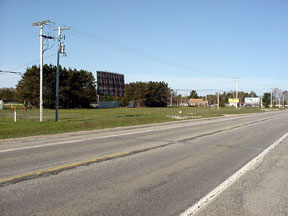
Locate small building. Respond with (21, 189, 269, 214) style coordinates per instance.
(188, 99, 209, 107)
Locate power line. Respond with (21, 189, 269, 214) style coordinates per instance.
(16, 29, 39, 70)
(57, 23, 231, 78)
(1, 53, 57, 78)
(8, 53, 57, 71)
(0, 70, 23, 75)
(174, 89, 224, 92)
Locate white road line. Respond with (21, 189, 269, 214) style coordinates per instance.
(0, 113, 284, 154)
(0, 120, 216, 153)
(179, 130, 288, 216)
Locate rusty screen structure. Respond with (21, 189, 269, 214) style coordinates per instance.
(97, 71, 125, 96)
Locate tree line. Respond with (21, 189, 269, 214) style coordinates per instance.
(206, 91, 257, 107)
(1, 64, 287, 108)
(13, 64, 97, 108)
(173, 90, 288, 108)
(0, 88, 17, 102)
(121, 81, 170, 107)
(2, 64, 171, 108)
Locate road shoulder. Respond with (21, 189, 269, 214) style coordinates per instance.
(197, 135, 288, 216)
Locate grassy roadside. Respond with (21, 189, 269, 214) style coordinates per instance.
(0, 107, 264, 139)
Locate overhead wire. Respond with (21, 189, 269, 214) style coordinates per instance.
(57, 23, 231, 78)
(42, 24, 56, 53)
(2, 22, 59, 86)
(174, 89, 224, 92)
(16, 29, 38, 68)
(9, 53, 57, 71)
(0, 70, 23, 75)
(1, 53, 56, 86)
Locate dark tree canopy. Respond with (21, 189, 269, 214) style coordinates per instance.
(204, 91, 259, 107)
(123, 81, 170, 107)
(189, 90, 199, 99)
(16, 64, 97, 108)
(0, 88, 17, 101)
(262, 92, 271, 108)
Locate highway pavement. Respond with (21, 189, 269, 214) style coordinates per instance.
(1, 110, 288, 215)
(197, 135, 288, 216)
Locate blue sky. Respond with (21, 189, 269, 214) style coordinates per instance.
(0, 0, 287, 95)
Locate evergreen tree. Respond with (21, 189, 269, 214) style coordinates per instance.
(189, 90, 199, 99)
(16, 64, 97, 108)
(124, 81, 170, 107)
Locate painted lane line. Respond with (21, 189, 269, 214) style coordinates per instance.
(0, 142, 171, 186)
(0, 113, 286, 154)
(179, 131, 288, 216)
(1, 115, 287, 186)
(0, 117, 234, 153)
(0, 127, 178, 153)
(0, 151, 130, 186)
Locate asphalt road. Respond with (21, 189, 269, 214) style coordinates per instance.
(197, 135, 288, 216)
(1, 110, 288, 216)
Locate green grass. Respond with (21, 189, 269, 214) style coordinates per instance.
(0, 107, 264, 139)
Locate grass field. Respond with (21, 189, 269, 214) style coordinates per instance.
(0, 107, 264, 139)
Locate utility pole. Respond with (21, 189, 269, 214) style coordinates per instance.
(235, 78, 239, 110)
(32, 20, 52, 122)
(170, 90, 173, 106)
(176, 90, 178, 106)
(53, 26, 69, 121)
(270, 87, 273, 108)
(278, 90, 282, 108)
(217, 91, 220, 110)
